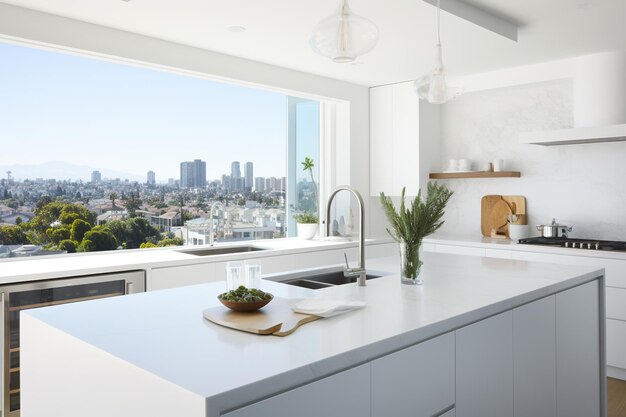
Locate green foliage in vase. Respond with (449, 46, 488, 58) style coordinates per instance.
(379, 182, 453, 244)
(380, 183, 453, 279)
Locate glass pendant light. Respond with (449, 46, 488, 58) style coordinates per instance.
(310, 0, 379, 63)
(414, 0, 462, 104)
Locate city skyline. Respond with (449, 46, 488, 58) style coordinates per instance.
(0, 42, 287, 180)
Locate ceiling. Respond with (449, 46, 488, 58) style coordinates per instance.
(1, 0, 625, 86)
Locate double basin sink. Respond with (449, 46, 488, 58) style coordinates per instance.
(265, 266, 384, 289)
(178, 245, 385, 289)
(178, 245, 265, 256)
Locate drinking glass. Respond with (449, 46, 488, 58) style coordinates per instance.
(225, 261, 245, 290)
(244, 261, 262, 289)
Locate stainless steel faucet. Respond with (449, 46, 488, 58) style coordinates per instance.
(209, 201, 226, 246)
(326, 186, 366, 286)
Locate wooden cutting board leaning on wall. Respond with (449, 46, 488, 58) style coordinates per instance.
(481, 195, 526, 237)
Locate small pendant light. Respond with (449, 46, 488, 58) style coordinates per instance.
(310, 0, 379, 63)
(414, 0, 462, 103)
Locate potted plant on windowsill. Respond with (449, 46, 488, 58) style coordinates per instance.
(294, 212, 319, 240)
(293, 156, 320, 240)
(380, 182, 453, 285)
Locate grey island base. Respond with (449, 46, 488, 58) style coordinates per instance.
(20, 253, 605, 417)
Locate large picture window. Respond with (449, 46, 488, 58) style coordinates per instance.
(0, 42, 320, 258)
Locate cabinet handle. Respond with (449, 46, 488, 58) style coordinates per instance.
(430, 404, 455, 417)
(125, 282, 134, 294)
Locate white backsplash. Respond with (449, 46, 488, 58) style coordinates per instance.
(437, 79, 626, 241)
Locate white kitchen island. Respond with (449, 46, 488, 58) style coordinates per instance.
(20, 253, 606, 417)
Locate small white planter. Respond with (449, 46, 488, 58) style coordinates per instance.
(296, 223, 318, 240)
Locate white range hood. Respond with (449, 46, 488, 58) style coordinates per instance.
(520, 123, 626, 145)
(520, 51, 626, 146)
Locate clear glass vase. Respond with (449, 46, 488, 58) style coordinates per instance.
(400, 240, 423, 285)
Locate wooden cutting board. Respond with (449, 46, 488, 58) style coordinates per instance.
(481, 195, 526, 237)
(503, 196, 526, 223)
(203, 297, 320, 337)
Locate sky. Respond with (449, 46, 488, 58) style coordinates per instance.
(0, 42, 293, 182)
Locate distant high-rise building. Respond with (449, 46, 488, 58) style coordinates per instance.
(192, 159, 206, 188)
(254, 177, 265, 193)
(244, 162, 253, 192)
(222, 174, 231, 190)
(147, 170, 156, 185)
(180, 159, 206, 188)
(168, 178, 175, 186)
(231, 177, 244, 192)
(266, 177, 277, 192)
(91, 170, 101, 183)
(231, 161, 241, 179)
(280, 177, 287, 192)
(180, 162, 193, 188)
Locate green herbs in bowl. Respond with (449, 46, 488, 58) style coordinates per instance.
(218, 286, 274, 312)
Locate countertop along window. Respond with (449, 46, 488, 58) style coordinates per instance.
(0, 41, 322, 260)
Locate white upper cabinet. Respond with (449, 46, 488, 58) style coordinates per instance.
(369, 81, 440, 197)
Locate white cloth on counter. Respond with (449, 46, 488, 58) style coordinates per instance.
(292, 298, 366, 318)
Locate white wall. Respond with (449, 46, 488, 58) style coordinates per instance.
(0, 3, 371, 233)
(437, 78, 626, 241)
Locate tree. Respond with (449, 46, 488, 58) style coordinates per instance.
(79, 229, 118, 252)
(105, 220, 129, 248)
(124, 192, 142, 217)
(0, 225, 27, 245)
(27, 201, 96, 242)
(70, 219, 92, 243)
(139, 242, 157, 249)
(301, 156, 318, 212)
(14, 217, 22, 225)
(45, 227, 70, 244)
(104, 218, 160, 249)
(125, 218, 161, 248)
(109, 192, 118, 209)
(58, 239, 78, 253)
(60, 204, 95, 225)
(157, 237, 183, 247)
(35, 196, 52, 211)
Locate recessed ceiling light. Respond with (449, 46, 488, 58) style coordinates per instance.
(227, 26, 247, 33)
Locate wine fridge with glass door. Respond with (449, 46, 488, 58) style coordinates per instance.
(0, 270, 145, 417)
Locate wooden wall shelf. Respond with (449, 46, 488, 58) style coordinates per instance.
(429, 171, 521, 179)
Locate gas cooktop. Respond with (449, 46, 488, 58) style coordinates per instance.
(518, 237, 626, 252)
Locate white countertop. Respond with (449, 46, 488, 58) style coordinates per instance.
(424, 233, 626, 261)
(0, 238, 391, 284)
(24, 252, 603, 413)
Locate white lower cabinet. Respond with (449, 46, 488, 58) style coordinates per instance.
(455, 283, 601, 417)
(222, 364, 370, 417)
(556, 281, 601, 417)
(456, 311, 513, 417)
(607, 319, 626, 369)
(150, 263, 217, 291)
(427, 239, 626, 376)
(513, 296, 556, 417)
(221, 280, 600, 417)
(371, 332, 455, 417)
(606, 287, 626, 320)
